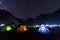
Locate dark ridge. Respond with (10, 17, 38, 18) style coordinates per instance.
(52, 8, 60, 17)
(14, 17, 24, 25)
(0, 9, 22, 26)
(0, 9, 13, 16)
(24, 17, 35, 25)
(36, 13, 51, 20)
(0, 9, 13, 20)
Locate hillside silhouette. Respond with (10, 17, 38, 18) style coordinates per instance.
(0, 9, 23, 27)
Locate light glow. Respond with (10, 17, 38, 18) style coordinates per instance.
(34, 24, 60, 28)
(38, 26, 50, 34)
(17, 25, 27, 32)
(1, 25, 13, 32)
(0, 24, 5, 27)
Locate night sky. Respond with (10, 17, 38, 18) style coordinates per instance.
(0, 0, 60, 19)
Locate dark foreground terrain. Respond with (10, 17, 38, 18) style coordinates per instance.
(0, 31, 60, 40)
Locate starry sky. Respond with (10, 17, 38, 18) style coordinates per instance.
(0, 0, 60, 19)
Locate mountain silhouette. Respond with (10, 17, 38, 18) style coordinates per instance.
(52, 8, 60, 16)
(0, 9, 13, 20)
(24, 17, 35, 25)
(35, 8, 60, 24)
(0, 9, 22, 27)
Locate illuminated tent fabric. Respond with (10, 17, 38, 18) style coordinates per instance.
(38, 27, 50, 34)
(17, 25, 27, 32)
(1, 25, 13, 32)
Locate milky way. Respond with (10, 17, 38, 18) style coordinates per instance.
(1, 0, 60, 19)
